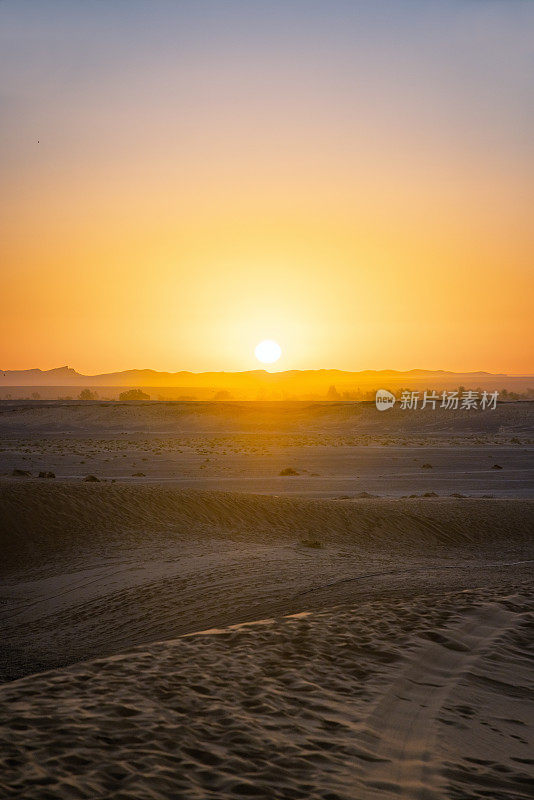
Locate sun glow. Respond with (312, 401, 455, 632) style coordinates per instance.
(254, 340, 282, 365)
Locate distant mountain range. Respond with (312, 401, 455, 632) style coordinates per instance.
(1, 366, 531, 401)
(0, 366, 509, 387)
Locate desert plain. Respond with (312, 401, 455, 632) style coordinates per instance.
(0, 399, 532, 799)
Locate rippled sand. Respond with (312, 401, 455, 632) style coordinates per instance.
(0, 412, 532, 799)
(0, 590, 532, 799)
(1, 485, 533, 681)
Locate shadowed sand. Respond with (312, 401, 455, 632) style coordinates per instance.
(0, 401, 532, 798)
(0, 591, 532, 799)
(1, 484, 533, 681)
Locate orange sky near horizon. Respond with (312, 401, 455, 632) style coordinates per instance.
(1, 1, 533, 375)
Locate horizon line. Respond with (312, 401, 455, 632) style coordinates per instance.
(3, 365, 534, 379)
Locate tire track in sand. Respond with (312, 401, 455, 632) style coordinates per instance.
(357, 602, 519, 799)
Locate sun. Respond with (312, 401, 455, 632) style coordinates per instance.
(254, 339, 282, 365)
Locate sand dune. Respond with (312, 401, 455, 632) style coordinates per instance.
(0, 590, 532, 799)
(1, 485, 532, 684)
(1, 425, 532, 799)
(1, 484, 533, 576)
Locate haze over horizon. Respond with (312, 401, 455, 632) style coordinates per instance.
(2, 364, 532, 401)
(0, 364, 524, 377)
(1, 0, 533, 374)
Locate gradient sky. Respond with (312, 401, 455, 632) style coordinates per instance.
(1, 0, 533, 374)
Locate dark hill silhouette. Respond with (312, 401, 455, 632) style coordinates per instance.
(0, 365, 508, 389)
(1, 366, 530, 401)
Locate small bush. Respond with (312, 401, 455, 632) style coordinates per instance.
(78, 389, 98, 401)
(119, 388, 150, 401)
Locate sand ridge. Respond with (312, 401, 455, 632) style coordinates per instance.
(0, 591, 532, 799)
(1, 484, 533, 577)
(1, 486, 533, 683)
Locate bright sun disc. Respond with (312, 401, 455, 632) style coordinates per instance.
(254, 339, 282, 364)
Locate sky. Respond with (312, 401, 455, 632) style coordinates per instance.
(1, 0, 533, 374)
